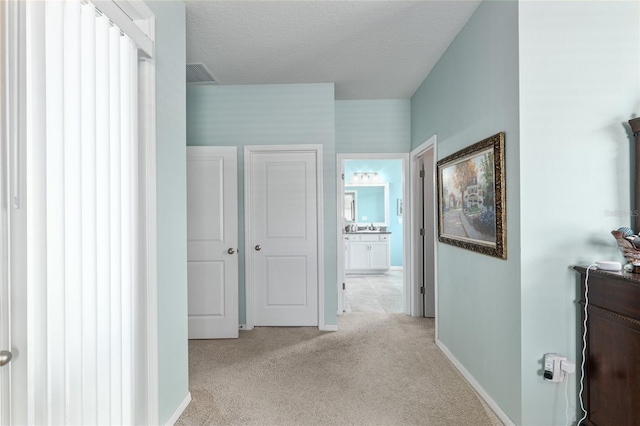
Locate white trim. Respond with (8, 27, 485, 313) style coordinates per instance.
(389, 266, 403, 271)
(336, 153, 411, 317)
(335, 157, 345, 315)
(319, 324, 339, 331)
(163, 392, 192, 426)
(409, 136, 437, 331)
(244, 144, 325, 330)
(436, 339, 515, 426)
(138, 54, 158, 425)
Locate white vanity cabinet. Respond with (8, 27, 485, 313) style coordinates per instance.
(344, 233, 390, 273)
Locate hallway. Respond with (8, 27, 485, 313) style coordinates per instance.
(178, 313, 502, 425)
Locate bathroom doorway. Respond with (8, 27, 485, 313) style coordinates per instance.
(336, 154, 411, 315)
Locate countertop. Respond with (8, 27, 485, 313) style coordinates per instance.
(345, 231, 392, 235)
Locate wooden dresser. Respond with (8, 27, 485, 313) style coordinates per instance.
(573, 267, 640, 426)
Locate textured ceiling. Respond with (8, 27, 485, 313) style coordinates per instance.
(185, 1, 481, 100)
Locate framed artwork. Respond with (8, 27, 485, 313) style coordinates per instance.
(436, 132, 506, 259)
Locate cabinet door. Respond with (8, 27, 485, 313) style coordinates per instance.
(349, 242, 370, 270)
(369, 242, 390, 270)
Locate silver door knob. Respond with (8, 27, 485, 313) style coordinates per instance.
(0, 350, 12, 367)
(255, 245, 261, 251)
(228, 248, 235, 254)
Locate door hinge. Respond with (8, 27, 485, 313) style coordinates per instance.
(342, 173, 345, 180)
(343, 283, 346, 290)
(420, 228, 425, 236)
(420, 287, 425, 294)
(419, 170, 425, 178)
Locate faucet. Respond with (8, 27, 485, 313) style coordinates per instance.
(369, 223, 374, 230)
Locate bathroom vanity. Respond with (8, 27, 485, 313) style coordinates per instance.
(344, 232, 390, 274)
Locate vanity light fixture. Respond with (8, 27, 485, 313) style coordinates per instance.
(352, 172, 379, 182)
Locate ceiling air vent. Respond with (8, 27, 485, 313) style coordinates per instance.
(186, 63, 218, 85)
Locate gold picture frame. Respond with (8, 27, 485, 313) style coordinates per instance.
(436, 132, 506, 259)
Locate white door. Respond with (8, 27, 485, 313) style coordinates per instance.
(187, 147, 239, 339)
(418, 150, 436, 318)
(247, 148, 319, 327)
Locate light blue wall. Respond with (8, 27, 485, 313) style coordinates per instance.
(336, 100, 410, 153)
(147, 1, 189, 424)
(411, 1, 522, 423)
(345, 160, 404, 266)
(186, 84, 338, 326)
(518, 2, 639, 425)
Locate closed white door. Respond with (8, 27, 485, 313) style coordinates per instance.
(187, 147, 239, 339)
(247, 148, 319, 327)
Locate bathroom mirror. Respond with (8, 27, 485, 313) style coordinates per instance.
(344, 191, 357, 223)
(344, 183, 389, 226)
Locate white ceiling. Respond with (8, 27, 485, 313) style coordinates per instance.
(185, 1, 481, 100)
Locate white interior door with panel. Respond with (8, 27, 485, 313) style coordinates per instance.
(246, 146, 321, 327)
(187, 146, 239, 339)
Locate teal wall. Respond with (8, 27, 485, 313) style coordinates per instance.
(518, 2, 639, 425)
(345, 160, 404, 266)
(147, 1, 189, 424)
(336, 100, 410, 153)
(186, 84, 338, 326)
(411, 1, 522, 423)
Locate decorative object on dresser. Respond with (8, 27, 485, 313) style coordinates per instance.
(436, 132, 506, 259)
(611, 227, 640, 272)
(573, 266, 640, 426)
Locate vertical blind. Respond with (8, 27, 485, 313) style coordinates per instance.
(28, 0, 139, 423)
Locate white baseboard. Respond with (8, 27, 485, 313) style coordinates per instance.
(319, 324, 339, 331)
(390, 266, 403, 271)
(164, 392, 192, 426)
(239, 323, 246, 330)
(436, 339, 515, 426)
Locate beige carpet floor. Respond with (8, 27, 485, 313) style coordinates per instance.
(178, 313, 502, 426)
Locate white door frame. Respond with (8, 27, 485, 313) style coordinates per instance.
(336, 153, 411, 316)
(1, 1, 159, 422)
(244, 144, 325, 330)
(409, 135, 438, 330)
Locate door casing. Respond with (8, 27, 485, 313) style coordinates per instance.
(336, 153, 411, 316)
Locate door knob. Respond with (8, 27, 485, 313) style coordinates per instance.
(255, 245, 262, 251)
(0, 350, 12, 367)
(227, 248, 235, 254)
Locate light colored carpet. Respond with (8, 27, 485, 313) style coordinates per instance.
(178, 313, 503, 426)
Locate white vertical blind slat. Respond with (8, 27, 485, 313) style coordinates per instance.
(119, 34, 133, 425)
(95, 13, 112, 425)
(130, 41, 140, 416)
(63, 0, 83, 421)
(25, 2, 48, 423)
(80, 3, 98, 424)
(44, 1, 66, 423)
(109, 24, 123, 425)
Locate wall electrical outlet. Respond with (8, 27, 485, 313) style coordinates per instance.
(543, 353, 566, 382)
(544, 353, 575, 382)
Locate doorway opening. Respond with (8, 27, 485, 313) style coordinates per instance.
(336, 154, 410, 316)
